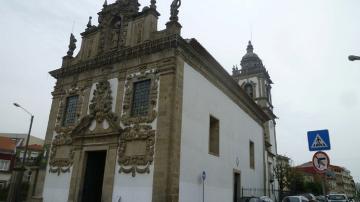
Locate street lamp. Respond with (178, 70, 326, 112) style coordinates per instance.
(13, 102, 34, 167)
(7, 103, 34, 202)
(348, 55, 360, 61)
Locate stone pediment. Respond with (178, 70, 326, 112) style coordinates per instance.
(71, 114, 122, 137)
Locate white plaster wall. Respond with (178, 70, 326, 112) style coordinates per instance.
(43, 133, 72, 202)
(111, 75, 159, 202)
(43, 170, 72, 202)
(111, 121, 158, 202)
(180, 63, 265, 202)
(112, 163, 155, 202)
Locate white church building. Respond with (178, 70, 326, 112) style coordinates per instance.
(30, 0, 278, 202)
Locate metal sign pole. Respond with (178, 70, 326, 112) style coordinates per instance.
(307, 130, 331, 202)
(202, 171, 206, 202)
(322, 174, 326, 201)
(324, 172, 329, 201)
(203, 180, 204, 202)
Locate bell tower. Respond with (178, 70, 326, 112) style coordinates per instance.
(232, 41, 273, 112)
(232, 41, 278, 198)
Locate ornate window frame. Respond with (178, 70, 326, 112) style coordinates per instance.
(55, 85, 85, 132)
(50, 85, 84, 175)
(121, 69, 159, 126)
(118, 124, 155, 177)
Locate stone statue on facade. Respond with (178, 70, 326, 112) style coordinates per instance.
(66, 33, 77, 57)
(170, 0, 181, 22)
(232, 65, 240, 76)
(150, 0, 156, 9)
(110, 30, 120, 49)
(87, 16, 92, 28)
(110, 19, 122, 49)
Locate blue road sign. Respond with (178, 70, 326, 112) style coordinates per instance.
(307, 129, 331, 151)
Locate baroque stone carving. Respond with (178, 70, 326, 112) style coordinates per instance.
(66, 33, 77, 57)
(170, 0, 181, 22)
(50, 80, 122, 175)
(87, 16, 92, 29)
(118, 124, 155, 177)
(89, 80, 113, 122)
(121, 68, 159, 126)
(232, 65, 240, 76)
(71, 79, 122, 136)
(150, 0, 156, 9)
(48, 133, 74, 175)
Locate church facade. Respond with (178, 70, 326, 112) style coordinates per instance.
(32, 1, 278, 202)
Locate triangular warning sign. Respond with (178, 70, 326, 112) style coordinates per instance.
(311, 134, 328, 148)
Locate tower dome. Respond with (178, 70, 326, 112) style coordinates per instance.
(240, 41, 264, 70)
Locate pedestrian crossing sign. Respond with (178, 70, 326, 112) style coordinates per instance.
(307, 129, 331, 151)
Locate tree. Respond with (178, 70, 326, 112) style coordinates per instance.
(304, 181, 322, 195)
(288, 170, 305, 194)
(354, 183, 360, 201)
(274, 155, 292, 200)
(274, 155, 307, 199)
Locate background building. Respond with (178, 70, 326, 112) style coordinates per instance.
(0, 133, 44, 201)
(296, 162, 356, 197)
(0, 137, 16, 188)
(0, 133, 44, 148)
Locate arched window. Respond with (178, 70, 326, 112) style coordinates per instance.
(244, 83, 254, 98)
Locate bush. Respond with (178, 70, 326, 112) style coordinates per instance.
(0, 186, 9, 201)
(0, 182, 29, 201)
(19, 182, 30, 201)
(304, 181, 322, 195)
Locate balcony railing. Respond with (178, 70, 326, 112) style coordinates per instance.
(15, 156, 41, 167)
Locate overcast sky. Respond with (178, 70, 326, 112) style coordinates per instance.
(1, 0, 359, 182)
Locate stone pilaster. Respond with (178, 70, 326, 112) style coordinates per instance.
(152, 56, 184, 202)
(31, 91, 62, 201)
(67, 146, 82, 202)
(102, 144, 118, 202)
